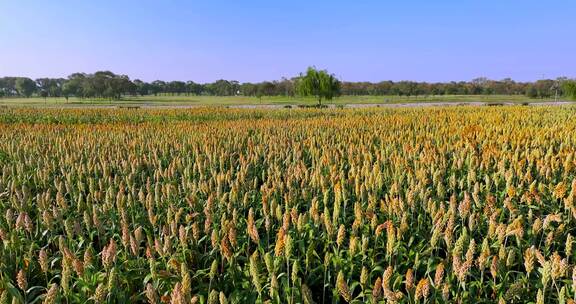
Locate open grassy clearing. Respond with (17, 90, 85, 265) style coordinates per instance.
(0, 94, 560, 108)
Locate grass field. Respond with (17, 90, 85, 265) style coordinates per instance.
(1, 106, 576, 303)
(0, 94, 560, 107)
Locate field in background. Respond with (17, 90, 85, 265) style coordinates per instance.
(0, 94, 560, 107)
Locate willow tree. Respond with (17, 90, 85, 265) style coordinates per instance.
(563, 80, 576, 100)
(296, 67, 341, 105)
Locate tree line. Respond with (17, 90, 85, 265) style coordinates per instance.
(0, 71, 574, 100)
(342, 77, 568, 99)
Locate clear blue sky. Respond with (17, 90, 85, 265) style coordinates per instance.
(0, 1, 574, 83)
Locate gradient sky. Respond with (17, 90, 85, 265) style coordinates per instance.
(0, 1, 574, 83)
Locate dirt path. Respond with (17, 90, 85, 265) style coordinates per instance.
(225, 101, 576, 109)
(2, 101, 575, 109)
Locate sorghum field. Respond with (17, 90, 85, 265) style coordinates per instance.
(1, 106, 576, 304)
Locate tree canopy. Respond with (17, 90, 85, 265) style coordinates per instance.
(563, 80, 576, 100)
(295, 67, 341, 105)
(15, 78, 37, 97)
(0, 71, 574, 101)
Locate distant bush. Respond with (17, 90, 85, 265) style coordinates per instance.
(297, 104, 328, 109)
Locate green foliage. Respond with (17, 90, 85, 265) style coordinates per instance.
(296, 67, 341, 105)
(15, 78, 36, 97)
(0, 72, 570, 101)
(526, 86, 538, 98)
(563, 80, 576, 100)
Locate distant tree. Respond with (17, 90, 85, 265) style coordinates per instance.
(81, 77, 97, 98)
(15, 78, 37, 97)
(65, 71, 134, 100)
(93, 71, 116, 98)
(51, 79, 66, 97)
(63, 73, 86, 100)
(150, 81, 166, 96)
(211, 80, 238, 96)
(563, 80, 576, 100)
(255, 86, 264, 102)
(104, 87, 115, 100)
(133, 79, 150, 96)
(253, 82, 276, 102)
(259, 82, 276, 96)
(1, 71, 573, 101)
(36, 78, 63, 97)
(40, 90, 49, 103)
(396, 81, 415, 97)
(123, 78, 137, 96)
(533, 80, 555, 98)
(277, 77, 295, 96)
(526, 86, 538, 98)
(36, 79, 51, 96)
(240, 83, 257, 96)
(295, 67, 340, 105)
(186, 81, 203, 95)
(167, 81, 187, 95)
(115, 75, 135, 98)
(61, 85, 72, 102)
(0, 78, 6, 97)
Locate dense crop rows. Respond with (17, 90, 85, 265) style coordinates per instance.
(1, 107, 576, 303)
